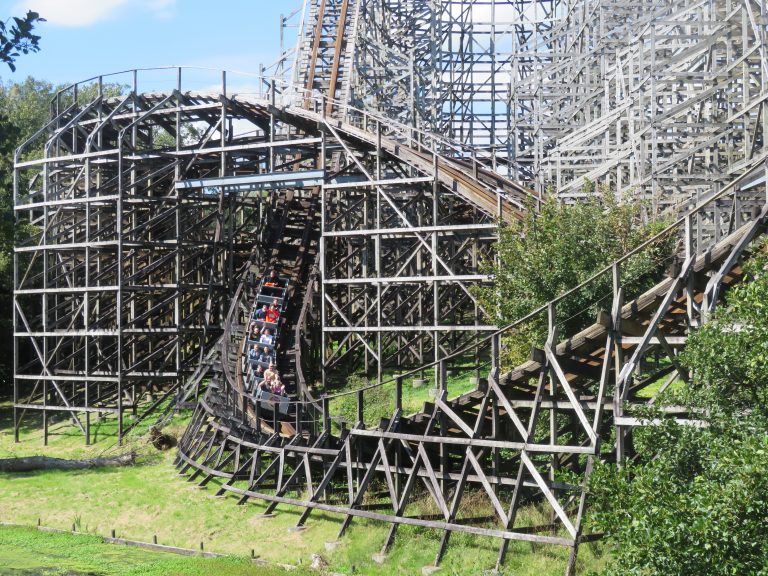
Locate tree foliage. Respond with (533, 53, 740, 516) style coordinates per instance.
(476, 186, 669, 364)
(0, 11, 44, 72)
(0, 75, 134, 390)
(680, 245, 768, 414)
(0, 108, 20, 291)
(588, 242, 768, 576)
(0, 77, 58, 388)
(0, 77, 57, 147)
(589, 418, 768, 576)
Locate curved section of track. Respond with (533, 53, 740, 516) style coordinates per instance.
(13, 80, 525, 442)
(16, 74, 768, 573)
(176, 92, 768, 571)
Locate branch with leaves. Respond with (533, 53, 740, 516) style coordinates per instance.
(0, 11, 44, 72)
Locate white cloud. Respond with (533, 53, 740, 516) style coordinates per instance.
(12, 0, 177, 27)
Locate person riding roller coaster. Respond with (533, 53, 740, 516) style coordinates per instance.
(264, 270, 284, 288)
(263, 362, 277, 383)
(254, 304, 269, 321)
(270, 377, 286, 397)
(263, 270, 285, 297)
(265, 305, 279, 324)
(259, 329, 274, 346)
(258, 346, 273, 364)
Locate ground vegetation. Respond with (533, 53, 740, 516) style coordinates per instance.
(588, 242, 768, 576)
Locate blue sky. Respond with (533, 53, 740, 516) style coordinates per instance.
(0, 0, 294, 85)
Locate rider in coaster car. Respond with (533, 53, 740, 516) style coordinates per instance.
(259, 329, 274, 346)
(265, 306, 279, 324)
(258, 346, 273, 364)
(264, 270, 283, 288)
(255, 304, 268, 321)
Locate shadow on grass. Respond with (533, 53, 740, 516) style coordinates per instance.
(0, 400, 186, 469)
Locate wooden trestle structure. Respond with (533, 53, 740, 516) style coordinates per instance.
(12, 0, 768, 573)
(176, 160, 768, 573)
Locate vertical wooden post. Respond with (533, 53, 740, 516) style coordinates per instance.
(439, 386, 447, 493)
(254, 397, 261, 435)
(376, 123, 383, 385)
(41, 381, 48, 446)
(491, 395, 500, 495)
(685, 213, 695, 327)
(295, 403, 303, 436)
(355, 391, 363, 486)
(272, 406, 279, 436)
(439, 359, 447, 393)
(612, 263, 625, 466)
(547, 302, 558, 485)
(322, 395, 330, 433)
(356, 389, 364, 427)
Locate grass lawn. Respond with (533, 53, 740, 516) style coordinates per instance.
(633, 364, 686, 400)
(0, 400, 609, 575)
(327, 366, 482, 430)
(0, 525, 310, 576)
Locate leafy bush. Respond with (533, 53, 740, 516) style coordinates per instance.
(589, 418, 768, 576)
(680, 246, 768, 415)
(588, 241, 768, 576)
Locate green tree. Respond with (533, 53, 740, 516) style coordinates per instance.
(0, 109, 20, 296)
(0, 9, 45, 389)
(0, 79, 54, 388)
(680, 245, 768, 414)
(588, 242, 768, 576)
(0, 77, 57, 148)
(476, 186, 669, 365)
(589, 418, 768, 576)
(0, 76, 131, 391)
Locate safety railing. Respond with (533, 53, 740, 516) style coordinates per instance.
(213, 151, 768, 437)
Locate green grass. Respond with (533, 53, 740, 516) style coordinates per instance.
(633, 362, 686, 400)
(0, 397, 189, 460)
(0, 404, 344, 565)
(327, 366, 483, 430)
(0, 401, 609, 575)
(0, 526, 310, 576)
(317, 498, 609, 576)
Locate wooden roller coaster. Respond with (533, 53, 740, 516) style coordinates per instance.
(176, 158, 768, 573)
(13, 1, 768, 573)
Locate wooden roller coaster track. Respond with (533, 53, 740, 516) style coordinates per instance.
(13, 0, 768, 572)
(176, 144, 768, 572)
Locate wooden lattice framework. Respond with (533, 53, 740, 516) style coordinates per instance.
(177, 159, 768, 573)
(12, 1, 768, 572)
(349, 0, 768, 207)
